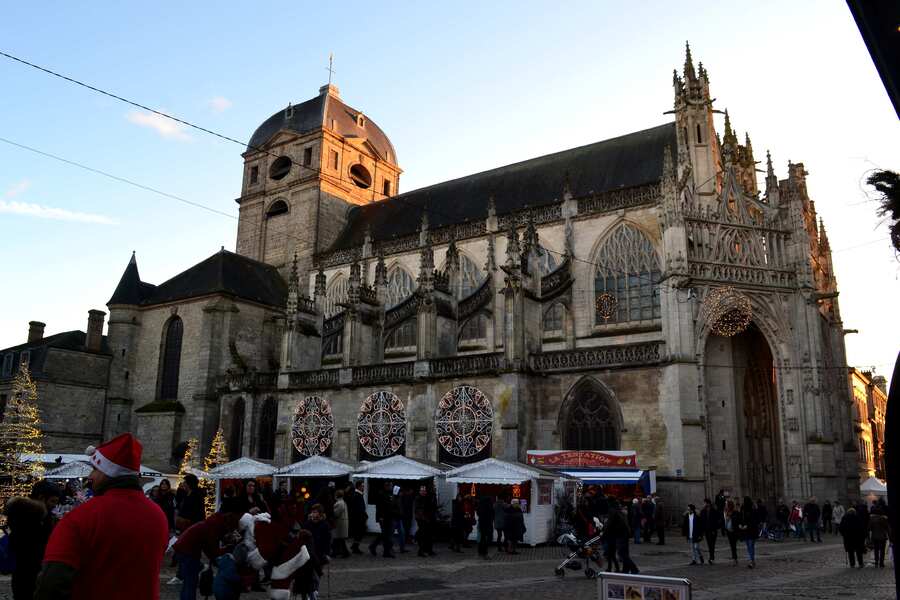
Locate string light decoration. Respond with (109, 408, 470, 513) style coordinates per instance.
(0, 362, 45, 507)
(435, 385, 493, 458)
(702, 286, 753, 337)
(200, 429, 228, 516)
(291, 396, 335, 457)
(357, 391, 407, 458)
(595, 293, 618, 321)
(179, 437, 200, 477)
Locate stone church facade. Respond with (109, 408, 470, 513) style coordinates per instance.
(5, 46, 860, 506)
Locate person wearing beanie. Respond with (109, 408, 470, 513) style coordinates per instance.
(34, 433, 169, 600)
(5, 480, 61, 600)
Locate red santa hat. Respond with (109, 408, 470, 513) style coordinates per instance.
(87, 433, 142, 477)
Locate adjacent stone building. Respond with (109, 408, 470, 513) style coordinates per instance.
(848, 367, 888, 481)
(0, 314, 111, 453)
(6, 45, 863, 504)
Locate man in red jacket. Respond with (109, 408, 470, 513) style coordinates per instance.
(172, 505, 241, 599)
(34, 433, 169, 600)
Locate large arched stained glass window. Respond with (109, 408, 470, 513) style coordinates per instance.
(230, 398, 245, 459)
(593, 224, 661, 325)
(159, 317, 183, 400)
(385, 266, 416, 309)
(385, 320, 416, 351)
(257, 397, 278, 460)
(458, 255, 485, 299)
(324, 275, 349, 318)
(561, 379, 620, 450)
(459, 313, 488, 343)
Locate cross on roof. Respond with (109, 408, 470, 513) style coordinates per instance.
(326, 53, 336, 85)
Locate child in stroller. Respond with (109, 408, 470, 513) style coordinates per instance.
(554, 518, 604, 579)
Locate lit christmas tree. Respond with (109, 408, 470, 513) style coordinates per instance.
(0, 362, 45, 506)
(200, 429, 228, 515)
(178, 437, 199, 477)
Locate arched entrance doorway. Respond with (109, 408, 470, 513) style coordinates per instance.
(560, 378, 620, 450)
(704, 323, 782, 503)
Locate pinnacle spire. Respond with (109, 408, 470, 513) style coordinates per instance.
(766, 150, 775, 178)
(683, 41, 696, 81)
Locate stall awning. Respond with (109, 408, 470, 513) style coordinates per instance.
(277, 455, 356, 478)
(353, 455, 449, 480)
(860, 476, 887, 496)
(42, 460, 162, 479)
(445, 458, 560, 485)
(207, 457, 277, 479)
(561, 470, 644, 484)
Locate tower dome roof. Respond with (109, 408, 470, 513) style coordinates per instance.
(246, 84, 397, 165)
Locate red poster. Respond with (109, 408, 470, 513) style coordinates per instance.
(526, 450, 638, 469)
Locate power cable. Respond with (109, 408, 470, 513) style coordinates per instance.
(0, 135, 238, 220)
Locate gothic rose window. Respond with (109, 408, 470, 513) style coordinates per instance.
(385, 266, 416, 309)
(436, 385, 493, 458)
(159, 316, 183, 400)
(593, 224, 661, 325)
(357, 390, 407, 458)
(324, 275, 349, 318)
(291, 395, 335, 457)
(257, 397, 278, 460)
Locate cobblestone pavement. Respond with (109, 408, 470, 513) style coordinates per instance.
(0, 534, 893, 599)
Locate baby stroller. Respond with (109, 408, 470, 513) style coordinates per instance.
(766, 523, 786, 542)
(554, 518, 604, 579)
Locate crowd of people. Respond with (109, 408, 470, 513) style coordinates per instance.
(1, 434, 894, 600)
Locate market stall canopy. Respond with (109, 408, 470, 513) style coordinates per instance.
(277, 455, 356, 478)
(206, 457, 277, 480)
(38, 457, 161, 478)
(446, 458, 561, 485)
(860, 476, 887, 496)
(353, 455, 450, 480)
(43, 461, 92, 479)
(21, 453, 91, 464)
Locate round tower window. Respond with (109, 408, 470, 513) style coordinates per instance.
(349, 164, 372, 189)
(269, 156, 292, 180)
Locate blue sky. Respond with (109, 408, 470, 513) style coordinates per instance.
(1, 1, 897, 380)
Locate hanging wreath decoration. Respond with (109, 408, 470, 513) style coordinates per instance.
(291, 396, 335, 457)
(701, 286, 753, 337)
(595, 292, 618, 321)
(357, 390, 407, 457)
(435, 385, 493, 458)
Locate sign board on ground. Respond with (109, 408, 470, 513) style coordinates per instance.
(597, 572, 691, 600)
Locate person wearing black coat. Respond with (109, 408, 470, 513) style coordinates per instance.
(303, 504, 333, 564)
(413, 485, 437, 557)
(699, 499, 722, 564)
(607, 500, 639, 574)
(5, 481, 60, 600)
(681, 504, 705, 565)
(738, 497, 760, 569)
(476, 496, 495, 559)
(839, 507, 866, 568)
(504, 500, 526, 554)
(346, 482, 367, 554)
(449, 492, 467, 553)
(822, 501, 833, 534)
(803, 497, 822, 543)
(368, 482, 396, 558)
(722, 500, 741, 565)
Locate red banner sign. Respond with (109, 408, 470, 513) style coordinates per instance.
(526, 450, 637, 469)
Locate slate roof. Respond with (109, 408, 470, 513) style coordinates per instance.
(329, 122, 676, 251)
(0, 330, 112, 378)
(107, 250, 287, 308)
(247, 87, 397, 164)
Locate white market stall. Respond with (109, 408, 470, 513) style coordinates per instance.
(445, 458, 562, 546)
(860, 476, 887, 499)
(526, 450, 656, 498)
(276, 455, 356, 502)
(352, 455, 453, 532)
(43, 461, 92, 479)
(206, 457, 278, 510)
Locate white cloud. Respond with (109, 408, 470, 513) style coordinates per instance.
(0, 200, 117, 225)
(209, 96, 233, 113)
(4, 179, 31, 198)
(126, 110, 191, 141)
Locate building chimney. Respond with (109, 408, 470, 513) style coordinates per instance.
(86, 310, 106, 352)
(27, 321, 46, 343)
